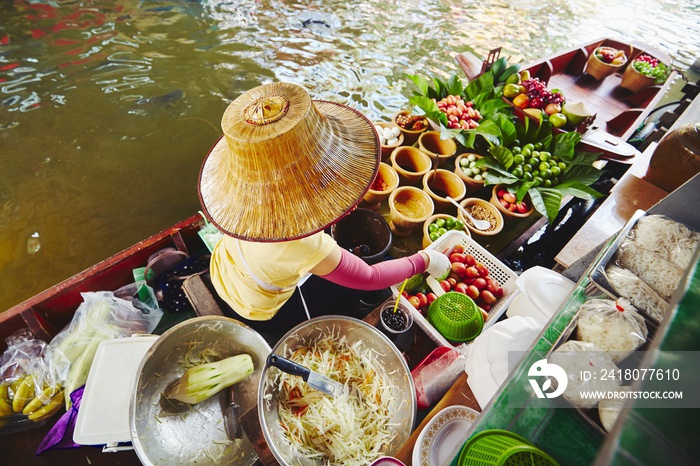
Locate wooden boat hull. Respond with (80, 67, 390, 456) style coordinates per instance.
(0, 213, 208, 352)
(455, 38, 677, 162)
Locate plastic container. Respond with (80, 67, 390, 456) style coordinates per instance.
(427, 292, 483, 342)
(458, 429, 560, 466)
(391, 230, 518, 349)
(331, 208, 392, 264)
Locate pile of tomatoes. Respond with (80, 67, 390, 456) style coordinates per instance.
(402, 244, 505, 317)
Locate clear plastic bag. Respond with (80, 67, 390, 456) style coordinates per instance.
(550, 340, 620, 409)
(45, 287, 163, 409)
(575, 298, 648, 363)
(605, 265, 668, 322)
(632, 214, 699, 270)
(411, 347, 464, 409)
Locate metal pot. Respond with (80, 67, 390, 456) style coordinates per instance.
(258, 315, 416, 465)
(129, 316, 271, 466)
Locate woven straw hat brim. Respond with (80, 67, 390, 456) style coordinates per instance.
(198, 98, 380, 242)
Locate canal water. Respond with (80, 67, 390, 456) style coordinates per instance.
(1, 0, 699, 311)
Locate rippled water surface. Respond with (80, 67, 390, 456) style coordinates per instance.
(1, 0, 699, 311)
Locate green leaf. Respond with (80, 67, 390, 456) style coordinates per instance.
(477, 98, 511, 120)
(552, 131, 582, 162)
(560, 163, 603, 186)
(553, 180, 604, 200)
(489, 145, 514, 170)
(491, 113, 517, 147)
(516, 181, 536, 202)
(465, 71, 494, 100)
(568, 151, 601, 167)
(409, 95, 447, 127)
(473, 120, 503, 146)
(484, 170, 519, 186)
(529, 187, 562, 223)
(432, 77, 445, 99)
(455, 131, 476, 149)
(445, 75, 464, 97)
(408, 75, 430, 97)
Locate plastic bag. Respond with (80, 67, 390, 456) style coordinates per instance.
(632, 214, 699, 270)
(605, 265, 668, 322)
(0, 329, 62, 426)
(575, 298, 648, 363)
(411, 347, 464, 409)
(615, 237, 684, 300)
(550, 340, 620, 409)
(45, 289, 162, 409)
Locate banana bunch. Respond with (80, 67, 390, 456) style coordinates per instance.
(0, 375, 64, 423)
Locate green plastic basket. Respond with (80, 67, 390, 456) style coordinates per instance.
(427, 292, 483, 342)
(458, 430, 560, 466)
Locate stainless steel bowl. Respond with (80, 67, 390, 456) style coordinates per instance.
(258, 315, 416, 465)
(130, 316, 271, 466)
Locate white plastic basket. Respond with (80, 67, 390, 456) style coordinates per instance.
(391, 230, 518, 350)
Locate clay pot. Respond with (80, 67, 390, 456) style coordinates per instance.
(489, 184, 535, 221)
(390, 146, 432, 186)
(645, 123, 700, 192)
(457, 198, 504, 237)
(374, 122, 405, 161)
(454, 153, 487, 194)
(393, 110, 428, 146)
(363, 162, 399, 210)
(422, 214, 470, 249)
(422, 169, 467, 213)
(388, 186, 434, 237)
(417, 131, 457, 167)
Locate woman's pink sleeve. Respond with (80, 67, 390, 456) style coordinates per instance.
(320, 248, 426, 290)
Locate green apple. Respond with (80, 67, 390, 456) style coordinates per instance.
(549, 113, 567, 128)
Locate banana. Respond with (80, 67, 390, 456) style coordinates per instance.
(0, 384, 12, 416)
(11, 375, 35, 413)
(28, 390, 64, 422)
(22, 384, 60, 416)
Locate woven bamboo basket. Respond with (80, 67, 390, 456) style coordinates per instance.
(585, 46, 629, 80)
(620, 63, 657, 93)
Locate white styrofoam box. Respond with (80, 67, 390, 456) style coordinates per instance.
(391, 230, 519, 350)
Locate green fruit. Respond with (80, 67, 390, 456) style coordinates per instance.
(528, 157, 540, 167)
(539, 152, 551, 162)
(558, 162, 567, 170)
(429, 232, 439, 241)
(512, 167, 524, 178)
(435, 218, 445, 228)
(445, 217, 456, 229)
(511, 146, 521, 154)
(541, 169, 552, 179)
(549, 112, 567, 128)
(539, 162, 550, 172)
(561, 101, 590, 127)
(523, 143, 535, 152)
(523, 172, 534, 181)
(543, 179, 552, 187)
(454, 219, 465, 230)
(550, 166, 561, 176)
(505, 73, 520, 85)
(521, 148, 531, 158)
(503, 83, 521, 99)
(523, 164, 532, 173)
(428, 223, 438, 233)
(513, 154, 525, 165)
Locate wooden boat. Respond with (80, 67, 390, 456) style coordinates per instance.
(455, 38, 678, 162)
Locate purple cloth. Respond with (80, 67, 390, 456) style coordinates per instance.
(35, 386, 84, 455)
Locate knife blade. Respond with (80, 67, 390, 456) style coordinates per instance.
(267, 353, 343, 397)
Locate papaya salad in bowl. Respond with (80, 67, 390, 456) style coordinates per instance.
(258, 316, 416, 466)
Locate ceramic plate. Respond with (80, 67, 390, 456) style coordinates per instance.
(412, 405, 479, 466)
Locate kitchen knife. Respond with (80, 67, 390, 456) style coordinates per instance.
(266, 353, 343, 397)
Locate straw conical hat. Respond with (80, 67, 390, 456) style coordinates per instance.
(198, 82, 380, 242)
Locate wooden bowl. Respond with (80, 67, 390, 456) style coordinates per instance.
(422, 213, 470, 249)
(454, 153, 487, 194)
(393, 110, 428, 146)
(390, 146, 432, 186)
(362, 162, 400, 210)
(388, 186, 434, 237)
(422, 169, 466, 213)
(374, 122, 405, 161)
(457, 198, 504, 237)
(489, 184, 535, 221)
(417, 131, 457, 167)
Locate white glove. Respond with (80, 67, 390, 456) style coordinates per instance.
(422, 250, 451, 279)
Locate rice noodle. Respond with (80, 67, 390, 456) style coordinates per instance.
(633, 214, 699, 270)
(605, 265, 669, 322)
(615, 241, 684, 300)
(271, 335, 397, 465)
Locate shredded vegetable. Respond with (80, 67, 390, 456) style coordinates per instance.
(270, 334, 397, 465)
(605, 265, 668, 322)
(615, 241, 683, 300)
(632, 215, 699, 270)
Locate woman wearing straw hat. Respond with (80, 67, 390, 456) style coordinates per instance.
(198, 82, 449, 342)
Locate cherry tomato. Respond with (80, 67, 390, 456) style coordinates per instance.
(475, 263, 489, 277)
(454, 282, 468, 294)
(465, 266, 479, 278)
(480, 290, 497, 304)
(440, 280, 451, 292)
(464, 254, 476, 267)
(451, 262, 467, 276)
(408, 296, 421, 308)
(466, 285, 480, 300)
(447, 277, 457, 288)
(473, 277, 487, 290)
(427, 293, 438, 304)
(451, 244, 465, 254)
(415, 292, 428, 308)
(449, 253, 466, 264)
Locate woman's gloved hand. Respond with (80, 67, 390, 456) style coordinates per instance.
(421, 250, 451, 279)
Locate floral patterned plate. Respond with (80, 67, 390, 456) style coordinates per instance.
(412, 405, 480, 466)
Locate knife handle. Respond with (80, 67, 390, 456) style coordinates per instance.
(267, 354, 310, 381)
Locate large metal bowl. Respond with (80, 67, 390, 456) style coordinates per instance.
(130, 316, 271, 466)
(258, 316, 416, 465)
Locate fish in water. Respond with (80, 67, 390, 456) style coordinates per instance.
(132, 90, 184, 106)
